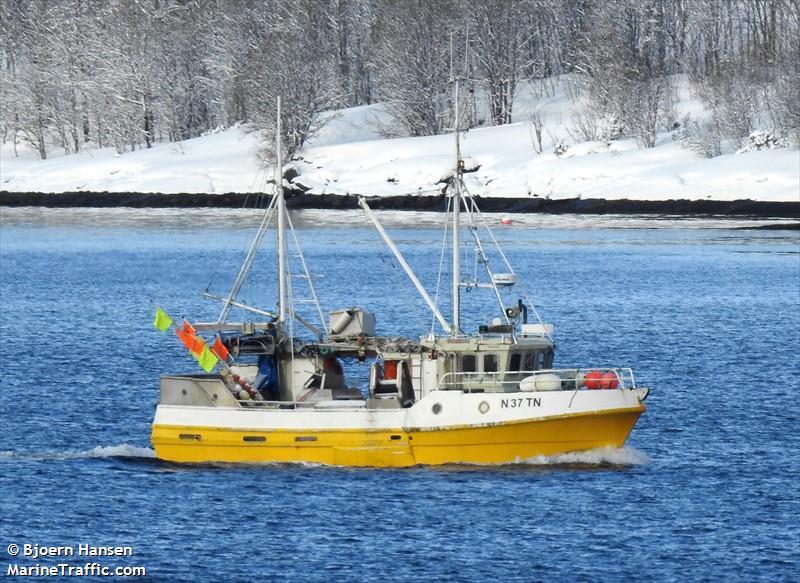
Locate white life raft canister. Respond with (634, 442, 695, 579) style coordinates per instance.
(520, 373, 561, 392)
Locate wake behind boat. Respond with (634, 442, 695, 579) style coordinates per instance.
(150, 94, 649, 467)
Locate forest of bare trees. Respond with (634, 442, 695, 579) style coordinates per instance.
(1, 0, 797, 161)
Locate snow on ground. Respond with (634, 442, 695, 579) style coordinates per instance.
(0, 127, 266, 195)
(2, 77, 798, 202)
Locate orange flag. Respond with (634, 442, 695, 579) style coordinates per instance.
(175, 325, 193, 350)
(211, 336, 230, 361)
(182, 320, 197, 335)
(176, 326, 204, 355)
(190, 336, 205, 356)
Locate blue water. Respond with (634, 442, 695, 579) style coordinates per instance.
(1, 208, 798, 582)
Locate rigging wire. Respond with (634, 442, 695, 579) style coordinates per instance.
(464, 194, 511, 326)
(206, 160, 274, 322)
(285, 231, 296, 355)
(430, 195, 452, 340)
(216, 191, 278, 323)
(244, 158, 272, 211)
(468, 197, 553, 339)
(359, 206, 431, 338)
(285, 210, 327, 337)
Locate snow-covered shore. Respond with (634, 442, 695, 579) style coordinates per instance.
(2, 80, 798, 203)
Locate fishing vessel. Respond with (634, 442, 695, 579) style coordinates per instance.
(150, 94, 649, 467)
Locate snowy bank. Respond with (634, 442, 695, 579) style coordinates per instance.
(1, 87, 798, 203)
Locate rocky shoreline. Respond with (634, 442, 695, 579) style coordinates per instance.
(1, 190, 799, 218)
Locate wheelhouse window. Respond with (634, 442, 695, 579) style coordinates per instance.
(537, 351, 546, 369)
(544, 349, 554, 369)
(525, 352, 537, 370)
(484, 354, 498, 373)
(462, 354, 476, 373)
(509, 353, 521, 371)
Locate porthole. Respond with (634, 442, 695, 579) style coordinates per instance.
(478, 401, 490, 414)
(432, 403, 442, 415)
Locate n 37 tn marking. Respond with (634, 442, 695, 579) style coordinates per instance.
(501, 397, 542, 408)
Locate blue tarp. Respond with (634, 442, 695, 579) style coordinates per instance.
(253, 355, 279, 399)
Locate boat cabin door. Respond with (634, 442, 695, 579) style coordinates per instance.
(444, 352, 460, 390)
(420, 357, 438, 399)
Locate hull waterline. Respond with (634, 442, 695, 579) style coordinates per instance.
(151, 405, 645, 467)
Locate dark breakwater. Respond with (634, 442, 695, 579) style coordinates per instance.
(2, 190, 799, 218)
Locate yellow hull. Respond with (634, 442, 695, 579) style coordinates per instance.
(151, 405, 644, 467)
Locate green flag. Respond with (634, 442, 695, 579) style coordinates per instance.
(196, 345, 219, 373)
(153, 307, 174, 332)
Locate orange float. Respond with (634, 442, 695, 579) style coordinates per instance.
(584, 370, 602, 390)
(601, 371, 620, 390)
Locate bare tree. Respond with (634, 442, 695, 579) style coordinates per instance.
(572, 0, 676, 148)
(1, 0, 797, 162)
(327, 0, 377, 107)
(234, 0, 342, 158)
(529, 111, 544, 153)
(470, 0, 531, 126)
(370, 0, 460, 137)
(1, 1, 58, 159)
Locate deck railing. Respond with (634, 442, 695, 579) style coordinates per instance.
(438, 367, 638, 393)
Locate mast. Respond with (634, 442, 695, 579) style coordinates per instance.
(276, 96, 288, 325)
(451, 78, 462, 335)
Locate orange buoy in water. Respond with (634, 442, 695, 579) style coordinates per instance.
(500, 217, 513, 226)
(601, 370, 620, 390)
(584, 370, 602, 390)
